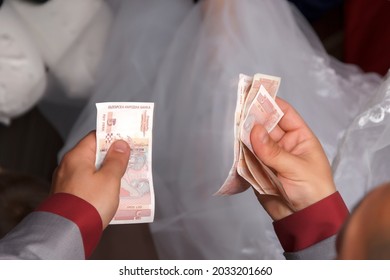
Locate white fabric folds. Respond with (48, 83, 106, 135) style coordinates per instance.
(60, 0, 387, 259)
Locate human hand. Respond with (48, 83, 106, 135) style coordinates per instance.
(250, 98, 336, 221)
(51, 131, 130, 228)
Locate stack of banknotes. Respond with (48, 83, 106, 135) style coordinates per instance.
(96, 102, 155, 224)
(217, 73, 291, 205)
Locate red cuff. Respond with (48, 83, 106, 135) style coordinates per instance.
(35, 193, 103, 259)
(273, 191, 349, 252)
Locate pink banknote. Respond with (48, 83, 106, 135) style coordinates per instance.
(240, 85, 284, 151)
(218, 73, 294, 206)
(241, 73, 281, 122)
(216, 74, 252, 195)
(96, 102, 155, 224)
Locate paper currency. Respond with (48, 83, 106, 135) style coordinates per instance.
(219, 74, 252, 195)
(96, 102, 155, 224)
(240, 85, 284, 151)
(217, 73, 290, 203)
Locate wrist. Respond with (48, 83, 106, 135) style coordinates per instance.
(289, 180, 337, 212)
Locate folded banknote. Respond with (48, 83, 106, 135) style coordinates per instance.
(217, 73, 291, 206)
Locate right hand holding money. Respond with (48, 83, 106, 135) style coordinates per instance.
(250, 98, 337, 221)
(217, 73, 336, 216)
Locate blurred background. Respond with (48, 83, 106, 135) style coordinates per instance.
(0, 0, 389, 259)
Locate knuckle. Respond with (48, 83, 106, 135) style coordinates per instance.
(54, 163, 67, 181)
(62, 150, 78, 167)
(57, 151, 77, 177)
(61, 151, 73, 164)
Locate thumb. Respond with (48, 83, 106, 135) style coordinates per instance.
(98, 140, 130, 180)
(250, 125, 298, 174)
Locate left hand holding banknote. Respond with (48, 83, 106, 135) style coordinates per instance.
(251, 98, 336, 221)
(52, 131, 130, 228)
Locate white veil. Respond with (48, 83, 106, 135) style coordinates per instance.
(334, 72, 390, 209)
(60, 0, 385, 259)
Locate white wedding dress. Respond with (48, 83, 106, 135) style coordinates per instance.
(59, 0, 387, 259)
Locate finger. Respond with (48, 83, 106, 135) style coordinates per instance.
(275, 98, 310, 133)
(59, 131, 97, 174)
(251, 125, 302, 174)
(269, 125, 285, 143)
(98, 140, 130, 180)
(67, 130, 97, 164)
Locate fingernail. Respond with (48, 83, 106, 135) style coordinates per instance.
(113, 140, 129, 153)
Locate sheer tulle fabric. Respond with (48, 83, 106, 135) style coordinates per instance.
(60, 0, 386, 259)
(333, 74, 390, 209)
